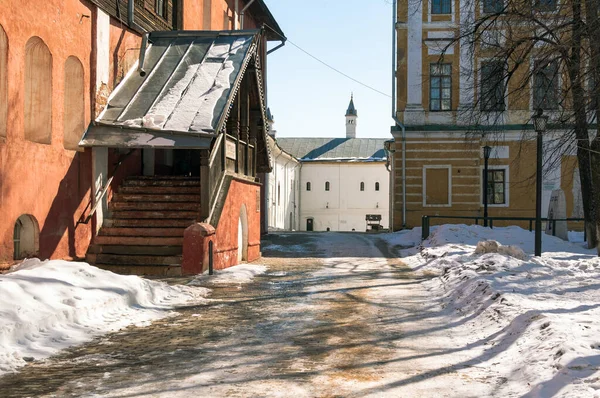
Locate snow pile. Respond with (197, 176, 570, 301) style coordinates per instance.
(473, 239, 527, 260)
(0, 259, 209, 375)
(189, 264, 267, 286)
(393, 224, 600, 397)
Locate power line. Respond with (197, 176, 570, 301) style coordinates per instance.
(284, 39, 392, 99)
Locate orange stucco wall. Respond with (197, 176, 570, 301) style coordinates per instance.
(213, 178, 262, 270)
(0, 0, 96, 265)
(0, 0, 148, 265)
(0, 0, 266, 267)
(182, 0, 258, 31)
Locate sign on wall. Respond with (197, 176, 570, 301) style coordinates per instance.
(226, 140, 236, 160)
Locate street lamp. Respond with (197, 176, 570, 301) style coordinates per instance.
(532, 108, 548, 256)
(483, 145, 492, 227)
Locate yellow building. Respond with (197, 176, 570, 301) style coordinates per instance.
(389, 0, 582, 231)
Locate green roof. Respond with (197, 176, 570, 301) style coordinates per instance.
(276, 138, 387, 161)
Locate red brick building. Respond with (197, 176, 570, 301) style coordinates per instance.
(0, 0, 284, 274)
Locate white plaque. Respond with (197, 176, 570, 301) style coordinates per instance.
(226, 140, 236, 160)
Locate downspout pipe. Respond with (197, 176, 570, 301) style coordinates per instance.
(392, 0, 407, 229)
(127, 0, 147, 34)
(128, 0, 148, 76)
(240, 0, 257, 29)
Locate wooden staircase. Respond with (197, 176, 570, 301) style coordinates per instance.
(86, 176, 201, 276)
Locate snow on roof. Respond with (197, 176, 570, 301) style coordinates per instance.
(81, 30, 260, 148)
(276, 137, 388, 161)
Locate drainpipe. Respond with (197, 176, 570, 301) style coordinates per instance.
(128, 0, 148, 77)
(127, 0, 147, 34)
(392, 0, 407, 229)
(240, 0, 256, 29)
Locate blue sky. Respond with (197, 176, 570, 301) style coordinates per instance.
(265, 0, 394, 139)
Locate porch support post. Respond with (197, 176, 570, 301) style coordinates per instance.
(232, 97, 240, 173)
(241, 79, 250, 176)
(200, 150, 210, 221)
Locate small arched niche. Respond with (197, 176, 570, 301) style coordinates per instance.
(24, 36, 52, 144)
(237, 204, 249, 263)
(63, 56, 84, 150)
(13, 214, 40, 260)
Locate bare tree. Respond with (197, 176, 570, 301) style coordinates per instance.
(444, 0, 600, 250)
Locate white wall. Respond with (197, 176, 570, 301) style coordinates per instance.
(299, 162, 390, 232)
(268, 152, 300, 231)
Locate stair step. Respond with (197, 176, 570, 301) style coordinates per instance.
(99, 227, 186, 237)
(113, 193, 201, 202)
(109, 201, 200, 211)
(123, 178, 200, 187)
(94, 236, 184, 246)
(88, 253, 182, 266)
(109, 210, 199, 219)
(119, 186, 201, 194)
(103, 219, 195, 228)
(92, 263, 182, 276)
(88, 244, 183, 256)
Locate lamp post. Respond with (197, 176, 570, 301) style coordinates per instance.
(483, 145, 492, 227)
(532, 109, 548, 257)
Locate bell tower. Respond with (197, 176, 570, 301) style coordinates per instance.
(345, 94, 357, 138)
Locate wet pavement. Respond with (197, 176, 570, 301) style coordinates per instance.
(0, 232, 495, 397)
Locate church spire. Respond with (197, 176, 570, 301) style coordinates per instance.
(345, 93, 357, 117)
(345, 94, 357, 138)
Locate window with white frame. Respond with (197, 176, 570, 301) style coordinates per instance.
(534, 0, 557, 11)
(155, 0, 166, 17)
(533, 60, 559, 110)
(481, 165, 509, 206)
(480, 60, 506, 111)
(325, 181, 330, 191)
(432, 0, 451, 14)
(430, 63, 452, 111)
(306, 182, 311, 191)
(423, 165, 451, 206)
(483, 0, 504, 13)
(484, 169, 506, 204)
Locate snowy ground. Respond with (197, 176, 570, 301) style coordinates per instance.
(1, 226, 600, 397)
(381, 225, 600, 397)
(0, 258, 270, 377)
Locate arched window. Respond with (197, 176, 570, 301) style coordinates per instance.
(375, 182, 380, 191)
(24, 37, 52, 144)
(0, 24, 7, 141)
(63, 56, 84, 150)
(360, 182, 365, 191)
(277, 183, 281, 205)
(325, 181, 330, 191)
(306, 182, 311, 191)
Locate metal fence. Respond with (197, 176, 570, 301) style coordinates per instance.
(421, 215, 586, 241)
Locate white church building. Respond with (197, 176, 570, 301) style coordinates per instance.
(269, 97, 390, 232)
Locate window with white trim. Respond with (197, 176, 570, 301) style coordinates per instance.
(480, 60, 506, 111)
(432, 0, 451, 14)
(533, 60, 559, 110)
(483, 169, 506, 204)
(430, 63, 452, 111)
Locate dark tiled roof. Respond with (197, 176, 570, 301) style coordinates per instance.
(276, 138, 387, 161)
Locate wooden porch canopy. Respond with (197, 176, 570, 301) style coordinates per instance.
(80, 29, 272, 173)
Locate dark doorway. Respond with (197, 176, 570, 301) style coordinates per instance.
(306, 218, 314, 231)
(154, 149, 201, 176)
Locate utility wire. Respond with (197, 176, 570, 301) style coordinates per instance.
(263, 22, 391, 98)
(285, 39, 392, 98)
